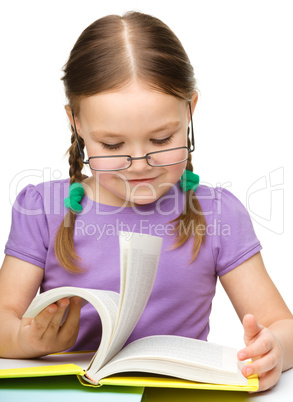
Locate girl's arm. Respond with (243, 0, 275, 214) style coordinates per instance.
(220, 251, 293, 392)
(0, 255, 82, 358)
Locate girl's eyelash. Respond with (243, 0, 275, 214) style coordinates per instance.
(101, 142, 123, 150)
(101, 135, 173, 150)
(151, 135, 173, 145)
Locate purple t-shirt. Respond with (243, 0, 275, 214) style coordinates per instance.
(4, 179, 262, 351)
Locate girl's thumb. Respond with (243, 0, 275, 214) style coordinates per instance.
(243, 314, 264, 344)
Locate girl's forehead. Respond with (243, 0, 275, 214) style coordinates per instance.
(79, 86, 187, 122)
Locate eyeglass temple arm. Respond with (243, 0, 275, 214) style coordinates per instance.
(71, 111, 89, 164)
(188, 102, 195, 152)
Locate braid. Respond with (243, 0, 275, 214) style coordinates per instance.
(68, 127, 87, 184)
(54, 122, 87, 273)
(168, 130, 207, 263)
(185, 133, 194, 172)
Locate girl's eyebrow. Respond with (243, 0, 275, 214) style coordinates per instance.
(90, 121, 181, 137)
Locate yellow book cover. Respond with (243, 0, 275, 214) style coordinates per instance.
(0, 351, 258, 392)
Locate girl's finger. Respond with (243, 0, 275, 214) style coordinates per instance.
(20, 316, 33, 327)
(251, 367, 281, 393)
(238, 335, 273, 360)
(242, 314, 264, 344)
(30, 303, 59, 337)
(42, 298, 70, 337)
(243, 351, 279, 378)
(59, 297, 82, 341)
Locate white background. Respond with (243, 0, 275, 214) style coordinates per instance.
(0, 0, 292, 350)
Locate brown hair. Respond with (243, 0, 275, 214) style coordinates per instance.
(55, 11, 206, 273)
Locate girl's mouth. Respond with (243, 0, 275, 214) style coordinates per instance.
(127, 177, 156, 185)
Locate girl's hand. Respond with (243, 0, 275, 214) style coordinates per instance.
(238, 314, 284, 392)
(17, 297, 82, 357)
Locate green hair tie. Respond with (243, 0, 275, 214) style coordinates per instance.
(180, 170, 200, 193)
(64, 182, 85, 213)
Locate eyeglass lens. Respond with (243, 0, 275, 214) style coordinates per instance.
(89, 147, 189, 171)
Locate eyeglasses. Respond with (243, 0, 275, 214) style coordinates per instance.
(72, 102, 195, 172)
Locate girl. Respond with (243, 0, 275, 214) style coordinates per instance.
(0, 11, 292, 393)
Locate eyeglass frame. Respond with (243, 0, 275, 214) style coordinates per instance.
(71, 101, 195, 171)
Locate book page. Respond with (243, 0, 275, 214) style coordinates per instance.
(24, 287, 119, 325)
(86, 232, 163, 376)
(93, 335, 248, 386)
(0, 351, 95, 372)
(101, 335, 237, 373)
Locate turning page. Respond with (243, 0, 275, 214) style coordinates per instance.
(85, 231, 163, 379)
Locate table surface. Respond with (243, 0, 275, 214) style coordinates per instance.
(0, 375, 144, 402)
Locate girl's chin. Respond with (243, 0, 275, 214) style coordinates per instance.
(126, 192, 159, 204)
(132, 198, 158, 206)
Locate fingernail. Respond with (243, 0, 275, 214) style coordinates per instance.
(58, 299, 69, 308)
(72, 296, 82, 304)
(246, 367, 253, 376)
(239, 352, 246, 360)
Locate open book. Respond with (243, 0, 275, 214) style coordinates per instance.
(0, 232, 258, 392)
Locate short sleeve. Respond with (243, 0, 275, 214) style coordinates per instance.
(213, 187, 262, 276)
(4, 184, 49, 268)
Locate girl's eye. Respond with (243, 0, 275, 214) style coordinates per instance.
(101, 142, 123, 150)
(100, 135, 173, 150)
(151, 135, 173, 145)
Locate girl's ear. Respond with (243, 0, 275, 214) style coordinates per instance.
(190, 91, 198, 114)
(187, 91, 199, 123)
(64, 105, 84, 138)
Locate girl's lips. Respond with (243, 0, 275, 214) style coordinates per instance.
(128, 177, 156, 185)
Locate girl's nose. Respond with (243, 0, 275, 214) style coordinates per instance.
(129, 154, 153, 172)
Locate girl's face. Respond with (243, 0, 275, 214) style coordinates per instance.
(67, 81, 197, 207)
